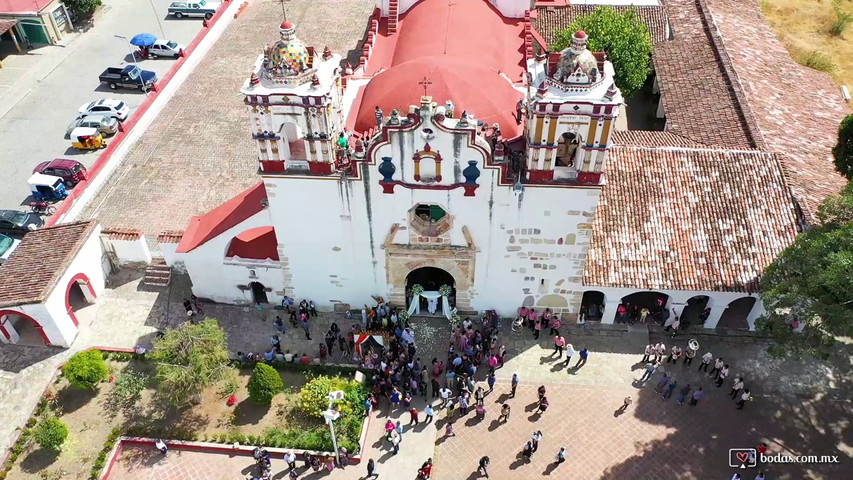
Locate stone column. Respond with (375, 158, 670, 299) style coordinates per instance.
(600, 299, 620, 324)
(702, 306, 726, 329)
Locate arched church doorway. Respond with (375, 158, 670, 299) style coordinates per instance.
(717, 297, 755, 329)
(580, 291, 605, 322)
(249, 281, 268, 304)
(0, 310, 51, 346)
(66, 273, 97, 328)
(406, 267, 455, 315)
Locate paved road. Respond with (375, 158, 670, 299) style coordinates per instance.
(0, 0, 203, 211)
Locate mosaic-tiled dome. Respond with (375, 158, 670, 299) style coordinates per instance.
(269, 21, 309, 72)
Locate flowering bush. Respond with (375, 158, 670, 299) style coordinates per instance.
(297, 375, 366, 419)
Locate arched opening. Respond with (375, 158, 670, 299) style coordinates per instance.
(580, 290, 605, 322)
(619, 291, 670, 324)
(717, 297, 756, 329)
(406, 267, 455, 315)
(279, 121, 305, 159)
(556, 131, 580, 167)
(66, 273, 97, 328)
(681, 295, 710, 328)
(0, 310, 51, 346)
(249, 281, 269, 304)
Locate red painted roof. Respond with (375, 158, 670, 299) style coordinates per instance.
(176, 182, 267, 253)
(351, 0, 525, 136)
(0, 0, 52, 13)
(280, 20, 293, 29)
(225, 226, 279, 261)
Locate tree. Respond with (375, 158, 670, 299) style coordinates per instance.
(757, 184, 853, 359)
(832, 114, 853, 180)
(247, 363, 283, 405)
(63, 0, 102, 15)
(34, 418, 69, 450)
(552, 7, 653, 97)
(148, 319, 233, 406)
(62, 350, 108, 389)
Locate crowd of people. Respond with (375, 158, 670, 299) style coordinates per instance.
(639, 341, 755, 409)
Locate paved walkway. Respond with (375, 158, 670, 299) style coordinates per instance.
(2, 270, 850, 479)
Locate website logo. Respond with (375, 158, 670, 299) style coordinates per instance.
(729, 448, 757, 469)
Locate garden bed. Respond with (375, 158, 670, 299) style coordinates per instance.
(3, 356, 366, 480)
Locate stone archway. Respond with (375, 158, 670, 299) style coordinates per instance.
(406, 267, 455, 314)
(66, 273, 97, 328)
(0, 310, 51, 346)
(385, 240, 475, 310)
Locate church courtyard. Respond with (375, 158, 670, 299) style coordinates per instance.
(1, 271, 848, 480)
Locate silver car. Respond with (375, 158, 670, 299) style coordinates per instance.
(66, 114, 119, 138)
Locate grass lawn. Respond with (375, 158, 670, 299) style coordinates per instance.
(6, 360, 358, 480)
(761, 0, 853, 87)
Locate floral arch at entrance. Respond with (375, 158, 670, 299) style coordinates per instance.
(405, 267, 455, 319)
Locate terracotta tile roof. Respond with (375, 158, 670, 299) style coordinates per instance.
(157, 231, 184, 244)
(0, 221, 98, 308)
(704, 0, 850, 222)
(532, 5, 670, 47)
(101, 228, 142, 241)
(585, 146, 799, 292)
(611, 130, 704, 148)
(653, 0, 761, 150)
(0, 19, 16, 35)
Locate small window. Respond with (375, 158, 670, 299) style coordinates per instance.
(414, 204, 446, 222)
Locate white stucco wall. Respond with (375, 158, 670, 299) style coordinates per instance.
(175, 209, 284, 305)
(105, 237, 152, 265)
(262, 113, 603, 316)
(42, 225, 105, 347)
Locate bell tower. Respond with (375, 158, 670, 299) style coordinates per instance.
(241, 21, 347, 175)
(524, 30, 622, 184)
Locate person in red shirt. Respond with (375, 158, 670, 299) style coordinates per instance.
(408, 407, 419, 426)
(300, 353, 311, 365)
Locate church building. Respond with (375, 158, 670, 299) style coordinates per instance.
(159, 0, 801, 330)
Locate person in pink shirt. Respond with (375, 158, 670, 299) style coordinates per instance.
(552, 334, 566, 357)
(518, 306, 529, 324)
(528, 309, 538, 333)
(549, 315, 562, 336)
(533, 316, 542, 339)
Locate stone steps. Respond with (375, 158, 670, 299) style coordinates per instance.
(142, 258, 171, 287)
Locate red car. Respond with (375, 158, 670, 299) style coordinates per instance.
(33, 159, 88, 187)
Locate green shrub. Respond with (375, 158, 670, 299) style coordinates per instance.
(33, 418, 68, 450)
(106, 370, 149, 411)
(297, 376, 366, 419)
(830, 0, 853, 36)
(63, 350, 108, 390)
(793, 49, 837, 74)
(247, 363, 283, 405)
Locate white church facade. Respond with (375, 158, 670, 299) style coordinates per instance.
(159, 0, 800, 331)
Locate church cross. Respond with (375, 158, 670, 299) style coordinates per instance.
(418, 76, 432, 96)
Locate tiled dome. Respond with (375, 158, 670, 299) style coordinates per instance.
(269, 21, 309, 72)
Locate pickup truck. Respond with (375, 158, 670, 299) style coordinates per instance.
(168, 0, 219, 19)
(98, 66, 157, 91)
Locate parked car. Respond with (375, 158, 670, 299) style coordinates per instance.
(0, 234, 21, 264)
(168, 0, 219, 19)
(66, 114, 119, 138)
(33, 159, 88, 187)
(99, 65, 157, 91)
(147, 39, 184, 58)
(78, 99, 130, 121)
(0, 210, 43, 234)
